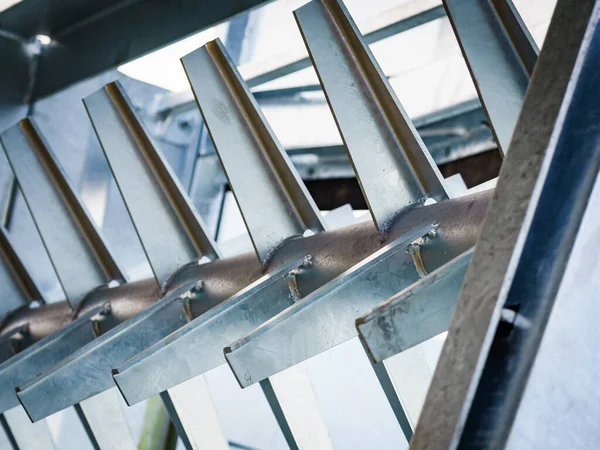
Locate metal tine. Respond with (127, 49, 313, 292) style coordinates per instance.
(0, 225, 42, 318)
(84, 81, 220, 286)
(294, 0, 448, 233)
(84, 82, 229, 449)
(0, 304, 107, 414)
(181, 38, 326, 264)
(443, 0, 538, 154)
(413, 0, 599, 447)
(113, 254, 311, 405)
(357, 249, 473, 364)
(0, 226, 58, 450)
(0, 120, 136, 449)
(0, 119, 126, 308)
(224, 223, 436, 388)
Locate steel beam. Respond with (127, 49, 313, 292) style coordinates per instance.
(294, 0, 448, 232)
(443, 0, 538, 154)
(0, 119, 136, 449)
(85, 81, 231, 450)
(357, 249, 472, 363)
(182, 39, 326, 263)
(0, 305, 107, 414)
(411, 1, 600, 448)
(0, 119, 125, 308)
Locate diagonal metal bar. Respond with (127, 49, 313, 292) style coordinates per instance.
(0, 304, 107, 414)
(0, 120, 137, 450)
(411, 1, 599, 448)
(294, 0, 448, 232)
(84, 82, 220, 285)
(113, 255, 312, 405)
(443, 0, 538, 155)
(2, 406, 56, 450)
(182, 39, 326, 263)
(85, 81, 230, 450)
(0, 225, 42, 317)
(15, 281, 195, 422)
(357, 249, 473, 364)
(0, 119, 126, 308)
(154, 5, 447, 117)
(224, 223, 438, 387)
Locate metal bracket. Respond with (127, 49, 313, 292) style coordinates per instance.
(113, 255, 315, 406)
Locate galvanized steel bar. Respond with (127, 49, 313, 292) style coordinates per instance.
(113, 255, 312, 405)
(2, 406, 56, 450)
(294, 0, 448, 232)
(85, 81, 232, 449)
(443, 0, 538, 154)
(15, 281, 193, 421)
(84, 82, 220, 285)
(357, 249, 473, 363)
(224, 222, 462, 387)
(182, 39, 326, 263)
(0, 119, 126, 308)
(411, 1, 599, 447)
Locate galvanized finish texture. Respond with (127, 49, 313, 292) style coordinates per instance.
(224, 216, 475, 387)
(16, 281, 197, 421)
(182, 39, 326, 263)
(0, 304, 106, 413)
(443, 0, 537, 154)
(0, 119, 125, 308)
(411, 0, 599, 448)
(84, 82, 220, 285)
(294, 0, 448, 231)
(357, 249, 473, 363)
(114, 255, 312, 405)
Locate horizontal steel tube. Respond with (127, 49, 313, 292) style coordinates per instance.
(1, 192, 490, 405)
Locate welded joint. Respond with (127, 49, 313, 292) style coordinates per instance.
(159, 258, 209, 297)
(285, 254, 313, 302)
(180, 280, 204, 321)
(90, 303, 113, 337)
(407, 222, 440, 278)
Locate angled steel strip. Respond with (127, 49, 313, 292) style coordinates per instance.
(182, 39, 326, 263)
(224, 223, 436, 387)
(411, 1, 599, 448)
(16, 281, 196, 421)
(0, 226, 41, 318)
(357, 249, 473, 364)
(181, 39, 333, 450)
(443, 0, 538, 154)
(294, 0, 448, 232)
(2, 407, 55, 450)
(84, 82, 228, 450)
(84, 82, 220, 286)
(0, 119, 126, 307)
(0, 305, 106, 414)
(0, 120, 136, 449)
